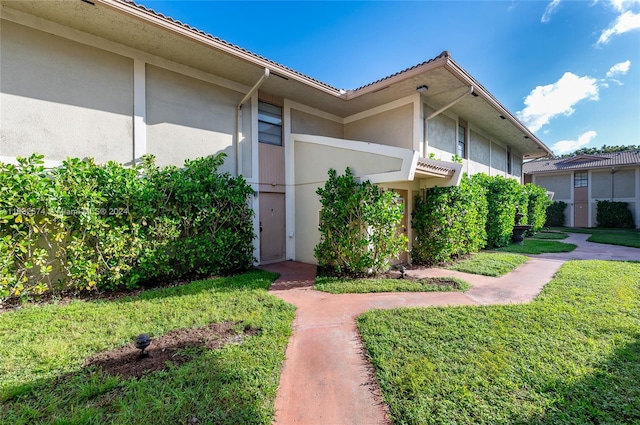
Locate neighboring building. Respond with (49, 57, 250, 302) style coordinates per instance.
(0, 0, 553, 264)
(524, 152, 640, 228)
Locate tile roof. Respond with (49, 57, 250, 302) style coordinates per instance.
(120, 0, 343, 93)
(523, 151, 640, 174)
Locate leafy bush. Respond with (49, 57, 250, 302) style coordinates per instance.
(545, 201, 567, 227)
(525, 183, 552, 235)
(0, 153, 254, 302)
(315, 168, 407, 276)
(411, 175, 487, 265)
(596, 200, 635, 228)
(472, 174, 527, 248)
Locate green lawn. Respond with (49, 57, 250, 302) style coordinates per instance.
(529, 231, 568, 240)
(0, 270, 295, 425)
(315, 276, 470, 294)
(554, 227, 640, 248)
(496, 239, 577, 254)
(357, 261, 640, 424)
(447, 252, 528, 277)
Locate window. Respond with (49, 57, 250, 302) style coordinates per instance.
(258, 101, 282, 146)
(574, 172, 588, 187)
(457, 124, 466, 159)
(507, 147, 512, 174)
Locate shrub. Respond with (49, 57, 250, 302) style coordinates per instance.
(596, 200, 635, 228)
(411, 175, 487, 265)
(525, 183, 552, 235)
(472, 174, 527, 248)
(545, 201, 567, 227)
(0, 152, 255, 302)
(315, 168, 407, 276)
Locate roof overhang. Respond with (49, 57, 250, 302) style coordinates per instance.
(2, 0, 552, 159)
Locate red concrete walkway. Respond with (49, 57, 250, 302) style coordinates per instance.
(263, 257, 564, 425)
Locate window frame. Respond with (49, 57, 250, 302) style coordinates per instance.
(457, 122, 467, 159)
(258, 101, 283, 146)
(574, 171, 588, 188)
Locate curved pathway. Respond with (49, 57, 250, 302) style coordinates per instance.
(262, 234, 640, 425)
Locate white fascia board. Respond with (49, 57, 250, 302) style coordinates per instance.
(291, 133, 416, 183)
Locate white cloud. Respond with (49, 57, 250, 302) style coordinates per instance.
(606, 60, 631, 77)
(552, 131, 598, 154)
(542, 0, 562, 22)
(517, 72, 599, 132)
(597, 4, 640, 45)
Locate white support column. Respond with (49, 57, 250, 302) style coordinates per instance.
(250, 94, 260, 264)
(284, 100, 295, 261)
(588, 169, 593, 227)
(413, 94, 422, 154)
(133, 59, 147, 163)
(570, 172, 575, 227)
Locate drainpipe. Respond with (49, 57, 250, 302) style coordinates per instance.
(423, 85, 474, 157)
(236, 68, 270, 175)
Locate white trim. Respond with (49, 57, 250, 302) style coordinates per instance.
(133, 59, 146, 163)
(286, 100, 343, 124)
(343, 94, 417, 124)
(569, 171, 575, 227)
(284, 100, 295, 261)
(587, 169, 593, 226)
(412, 95, 422, 153)
(0, 7, 251, 95)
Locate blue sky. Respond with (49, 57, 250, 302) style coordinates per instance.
(137, 0, 640, 155)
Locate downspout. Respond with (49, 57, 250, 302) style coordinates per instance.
(236, 68, 270, 175)
(423, 85, 474, 157)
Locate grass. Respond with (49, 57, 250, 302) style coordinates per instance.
(529, 231, 568, 240)
(447, 252, 528, 277)
(552, 227, 640, 248)
(496, 239, 577, 254)
(357, 260, 640, 424)
(315, 276, 471, 294)
(0, 270, 295, 425)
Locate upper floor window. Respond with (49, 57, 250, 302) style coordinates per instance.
(457, 123, 466, 159)
(574, 172, 588, 187)
(507, 147, 512, 174)
(258, 101, 282, 146)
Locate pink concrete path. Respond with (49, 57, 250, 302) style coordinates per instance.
(261, 257, 564, 425)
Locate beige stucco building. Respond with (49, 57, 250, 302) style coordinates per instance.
(0, 0, 553, 264)
(524, 153, 640, 228)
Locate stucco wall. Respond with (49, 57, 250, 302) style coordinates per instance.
(491, 143, 507, 175)
(294, 140, 404, 264)
(592, 169, 635, 199)
(146, 65, 241, 172)
(425, 106, 456, 157)
(1, 20, 134, 163)
(468, 130, 490, 175)
(291, 109, 343, 139)
(344, 103, 413, 149)
(534, 174, 572, 200)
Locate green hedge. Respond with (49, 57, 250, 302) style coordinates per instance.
(315, 168, 407, 276)
(411, 175, 487, 265)
(525, 183, 552, 235)
(545, 201, 567, 227)
(0, 153, 254, 301)
(472, 174, 528, 248)
(596, 200, 635, 228)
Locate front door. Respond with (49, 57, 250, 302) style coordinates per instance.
(260, 192, 286, 264)
(574, 202, 588, 227)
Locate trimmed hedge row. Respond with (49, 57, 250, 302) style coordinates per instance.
(0, 153, 254, 302)
(596, 200, 635, 228)
(411, 174, 551, 265)
(545, 201, 567, 227)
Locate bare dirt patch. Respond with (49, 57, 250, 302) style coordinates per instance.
(85, 322, 257, 380)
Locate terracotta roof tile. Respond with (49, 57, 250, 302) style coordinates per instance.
(523, 151, 640, 174)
